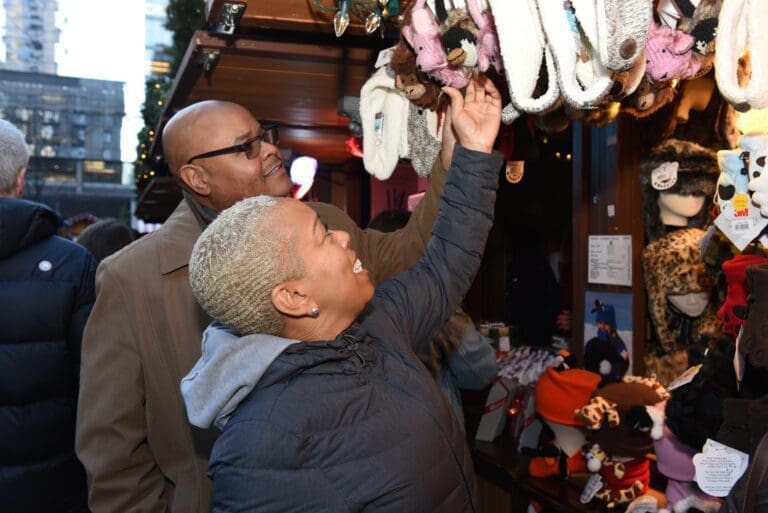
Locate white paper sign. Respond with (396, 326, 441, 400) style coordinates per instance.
(693, 439, 749, 497)
(588, 235, 632, 287)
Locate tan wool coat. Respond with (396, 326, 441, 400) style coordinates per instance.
(75, 161, 446, 513)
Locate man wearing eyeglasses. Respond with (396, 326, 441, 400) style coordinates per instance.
(75, 99, 457, 513)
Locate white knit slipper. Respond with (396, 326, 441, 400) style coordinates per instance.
(715, 149, 749, 212)
(538, 0, 612, 109)
(596, 0, 652, 71)
(488, 0, 561, 114)
(360, 68, 410, 180)
(741, 134, 768, 181)
(716, 0, 768, 112)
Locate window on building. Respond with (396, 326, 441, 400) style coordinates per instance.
(40, 145, 56, 157)
(103, 131, 113, 144)
(72, 112, 87, 125)
(40, 124, 54, 139)
(15, 108, 31, 121)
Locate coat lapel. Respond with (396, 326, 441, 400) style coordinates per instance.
(159, 200, 203, 275)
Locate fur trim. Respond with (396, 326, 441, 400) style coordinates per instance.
(640, 139, 718, 177)
(538, 0, 612, 108)
(360, 68, 410, 180)
(715, 0, 768, 111)
(488, 0, 561, 113)
(597, 0, 653, 71)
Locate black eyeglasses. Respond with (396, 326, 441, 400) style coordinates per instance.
(185, 124, 279, 165)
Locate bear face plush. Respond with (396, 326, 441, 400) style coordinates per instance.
(389, 39, 443, 111)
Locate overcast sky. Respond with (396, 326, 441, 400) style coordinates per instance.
(0, 0, 146, 163)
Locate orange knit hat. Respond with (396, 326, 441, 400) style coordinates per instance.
(535, 367, 601, 426)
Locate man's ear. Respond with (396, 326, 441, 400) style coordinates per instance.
(178, 164, 211, 196)
(271, 280, 316, 318)
(13, 167, 26, 197)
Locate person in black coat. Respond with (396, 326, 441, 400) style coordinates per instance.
(181, 77, 503, 513)
(0, 119, 95, 513)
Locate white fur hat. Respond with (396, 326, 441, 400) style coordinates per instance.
(715, 0, 768, 112)
(360, 67, 410, 180)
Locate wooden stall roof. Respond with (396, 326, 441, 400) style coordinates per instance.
(138, 0, 409, 220)
(205, 0, 415, 36)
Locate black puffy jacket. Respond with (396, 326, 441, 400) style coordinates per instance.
(200, 147, 502, 513)
(0, 198, 95, 513)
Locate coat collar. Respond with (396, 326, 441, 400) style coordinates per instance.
(158, 199, 204, 275)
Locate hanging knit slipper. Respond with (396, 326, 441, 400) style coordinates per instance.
(596, 0, 652, 71)
(488, 0, 561, 114)
(466, 0, 502, 73)
(538, 0, 612, 109)
(360, 68, 410, 180)
(715, 0, 768, 112)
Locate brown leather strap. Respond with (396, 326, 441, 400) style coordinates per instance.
(745, 432, 768, 513)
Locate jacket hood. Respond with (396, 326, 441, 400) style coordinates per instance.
(0, 198, 61, 259)
(181, 323, 297, 429)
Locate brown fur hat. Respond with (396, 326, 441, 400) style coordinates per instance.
(639, 139, 718, 242)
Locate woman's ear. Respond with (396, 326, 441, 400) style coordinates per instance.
(179, 164, 211, 196)
(271, 280, 316, 318)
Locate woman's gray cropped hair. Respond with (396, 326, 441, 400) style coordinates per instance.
(0, 119, 29, 194)
(189, 195, 304, 336)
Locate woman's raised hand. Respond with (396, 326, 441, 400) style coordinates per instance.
(442, 76, 502, 154)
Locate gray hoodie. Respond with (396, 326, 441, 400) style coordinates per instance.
(180, 323, 295, 430)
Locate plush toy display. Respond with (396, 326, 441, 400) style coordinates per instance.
(575, 377, 669, 509)
(645, 24, 703, 83)
(714, 149, 749, 215)
(622, 78, 677, 118)
(642, 228, 723, 353)
(530, 367, 602, 479)
(389, 39, 443, 111)
(639, 139, 718, 242)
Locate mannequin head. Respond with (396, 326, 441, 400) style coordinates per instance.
(640, 139, 718, 242)
(668, 291, 710, 317)
(657, 192, 706, 226)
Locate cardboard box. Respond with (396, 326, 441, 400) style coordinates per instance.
(475, 377, 516, 442)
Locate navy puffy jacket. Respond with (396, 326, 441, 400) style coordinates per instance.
(209, 147, 502, 513)
(0, 198, 95, 513)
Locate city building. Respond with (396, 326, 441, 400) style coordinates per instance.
(2, 0, 59, 74)
(0, 69, 133, 218)
(145, 0, 172, 77)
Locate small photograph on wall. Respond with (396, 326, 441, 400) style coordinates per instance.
(583, 291, 633, 382)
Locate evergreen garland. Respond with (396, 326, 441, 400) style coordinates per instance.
(134, 0, 205, 191)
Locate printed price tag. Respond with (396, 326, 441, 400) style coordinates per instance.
(667, 364, 702, 391)
(714, 199, 768, 251)
(375, 46, 396, 68)
(374, 112, 384, 145)
(693, 439, 749, 497)
(580, 474, 603, 504)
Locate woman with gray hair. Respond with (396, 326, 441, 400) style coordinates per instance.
(181, 77, 503, 513)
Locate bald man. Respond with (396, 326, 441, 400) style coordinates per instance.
(75, 100, 456, 513)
